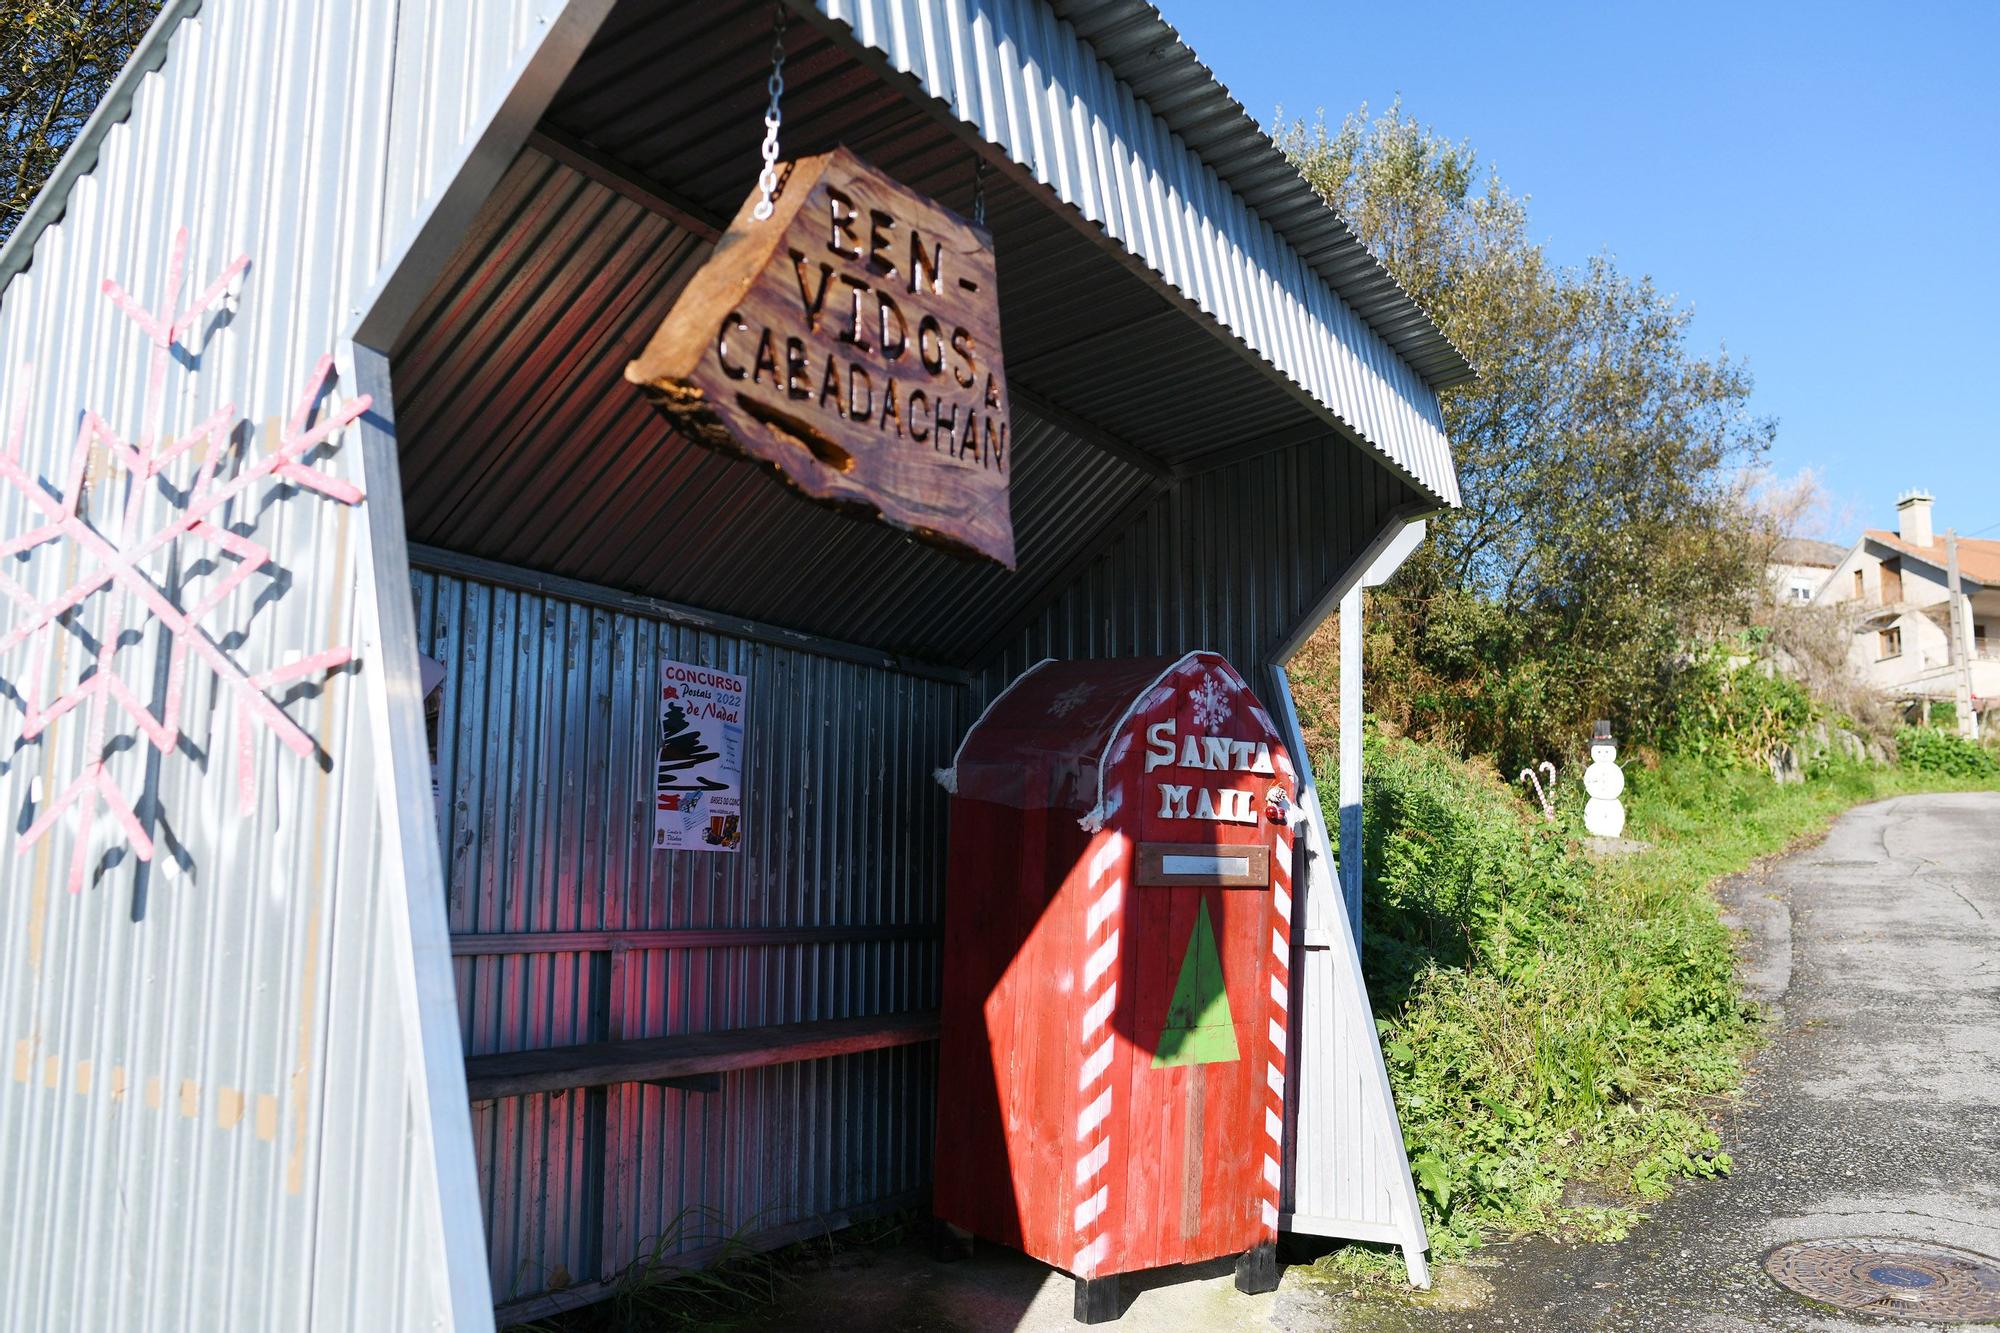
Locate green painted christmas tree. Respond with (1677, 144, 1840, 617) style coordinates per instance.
(1152, 898, 1239, 1067)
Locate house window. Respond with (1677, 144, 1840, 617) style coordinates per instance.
(1789, 583, 1814, 602)
(1854, 569, 1865, 599)
(1881, 558, 1903, 603)
(1878, 626, 1902, 659)
(1979, 623, 1991, 658)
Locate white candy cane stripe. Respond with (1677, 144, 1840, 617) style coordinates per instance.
(1082, 984, 1118, 1036)
(1263, 792, 1293, 1243)
(1088, 832, 1128, 884)
(1078, 1088, 1112, 1138)
(1076, 1136, 1110, 1185)
(1074, 1185, 1109, 1229)
(1087, 879, 1123, 935)
(1074, 1234, 1109, 1275)
(1079, 1036, 1115, 1090)
(1083, 931, 1120, 988)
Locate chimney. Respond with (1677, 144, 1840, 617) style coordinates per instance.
(1896, 489, 1935, 547)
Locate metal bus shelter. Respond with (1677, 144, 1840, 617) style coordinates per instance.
(0, 1, 1467, 1326)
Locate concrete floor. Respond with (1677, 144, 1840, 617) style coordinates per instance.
(755, 792, 2000, 1331)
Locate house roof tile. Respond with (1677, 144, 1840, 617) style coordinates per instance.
(1865, 530, 2000, 588)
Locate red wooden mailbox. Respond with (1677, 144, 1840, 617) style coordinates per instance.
(935, 652, 1298, 1321)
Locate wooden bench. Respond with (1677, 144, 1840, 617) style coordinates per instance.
(463, 1011, 940, 1102)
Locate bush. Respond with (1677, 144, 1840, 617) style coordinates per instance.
(1896, 726, 1999, 778)
(1666, 642, 1816, 771)
(1346, 736, 1746, 1254)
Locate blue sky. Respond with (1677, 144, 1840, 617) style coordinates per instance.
(1166, 0, 2000, 543)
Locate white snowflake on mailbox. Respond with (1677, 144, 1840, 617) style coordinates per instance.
(1189, 672, 1232, 733)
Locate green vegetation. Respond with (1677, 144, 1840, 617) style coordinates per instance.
(1896, 724, 1999, 778)
(1348, 735, 1744, 1258)
(1326, 724, 1999, 1274)
(1663, 640, 1816, 771)
(1279, 105, 1774, 772)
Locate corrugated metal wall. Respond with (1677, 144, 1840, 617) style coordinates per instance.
(412, 567, 953, 1304)
(0, 2, 574, 1329)
(979, 438, 1406, 688)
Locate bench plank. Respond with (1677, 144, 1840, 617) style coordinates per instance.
(464, 1011, 940, 1101)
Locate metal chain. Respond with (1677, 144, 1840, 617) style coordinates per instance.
(752, 7, 789, 221)
(972, 158, 987, 227)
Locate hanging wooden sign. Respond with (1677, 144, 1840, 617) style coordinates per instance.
(625, 146, 1015, 567)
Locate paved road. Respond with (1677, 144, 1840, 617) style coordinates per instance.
(755, 793, 2000, 1331)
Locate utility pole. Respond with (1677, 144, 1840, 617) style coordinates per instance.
(1946, 529, 1978, 740)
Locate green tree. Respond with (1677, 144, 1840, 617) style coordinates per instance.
(2, 1, 161, 245)
(1281, 105, 1774, 768)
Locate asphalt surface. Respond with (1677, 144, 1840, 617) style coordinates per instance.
(755, 792, 2000, 1331)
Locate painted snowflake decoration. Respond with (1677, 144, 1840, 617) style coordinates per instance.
(1189, 671, 1232, 733)
(0, 228, 369, 894)
(1047, 683, 1093, 719)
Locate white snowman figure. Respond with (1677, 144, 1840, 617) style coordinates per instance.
(1582, 719, 1626, 838)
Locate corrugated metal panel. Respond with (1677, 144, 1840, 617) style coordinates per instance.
(0, 1, 573, 1329)
(810, 0, 1464, 505)
(978, 437, 1404, 686)
(412, 567, 952, 1303)
(1043, 0, 1472, 389)
(1271, 664, 1429, 1273)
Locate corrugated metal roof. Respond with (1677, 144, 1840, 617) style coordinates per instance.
(392, 135, 1343, 663)
(534, 0, 1460, 508)
(1043, 0, 1472, 389)
(804, 0, 1464, 504)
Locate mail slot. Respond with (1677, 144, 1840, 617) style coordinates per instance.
(934, 652, 1299, 1321)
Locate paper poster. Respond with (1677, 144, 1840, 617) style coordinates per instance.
(655, 658, 746, 852)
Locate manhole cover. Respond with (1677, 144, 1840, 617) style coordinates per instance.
(1765, 1238, 2000, 1321)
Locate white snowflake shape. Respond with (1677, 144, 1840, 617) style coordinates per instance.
(1047, 683, 1092, 719)
(0, 227, 368, 894)
(1189, 671, 1232, 733)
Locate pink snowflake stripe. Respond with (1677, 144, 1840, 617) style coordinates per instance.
(2, 229, 368, 891)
